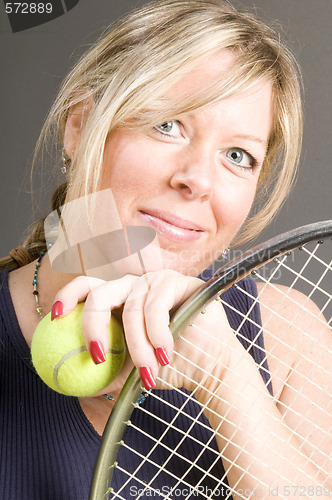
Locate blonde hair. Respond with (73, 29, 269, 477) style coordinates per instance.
(2, 0, 303, 269)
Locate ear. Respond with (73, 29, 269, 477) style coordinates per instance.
(63, 97, 94, 157)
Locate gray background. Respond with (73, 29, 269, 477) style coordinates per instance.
(0, 0, 331, 259)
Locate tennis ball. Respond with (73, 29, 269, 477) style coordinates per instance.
(31, 303, 126, 397)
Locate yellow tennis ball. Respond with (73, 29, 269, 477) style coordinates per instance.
(31, 303, 126, 397)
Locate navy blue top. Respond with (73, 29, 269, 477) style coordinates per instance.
(0, 269, 271, 499)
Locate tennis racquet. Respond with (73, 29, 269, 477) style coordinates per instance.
(89, 220, 332, 500)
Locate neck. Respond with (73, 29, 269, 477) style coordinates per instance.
(37, 252, 81, 317)
(7, 254, 79, 347)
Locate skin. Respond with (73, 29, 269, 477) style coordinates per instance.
(14, 49, 274, 384)
(7, 50, 332, 493)
(58, 50, 273, 378)
(99, 52, 272, 276)
(10, 48, 273, 423)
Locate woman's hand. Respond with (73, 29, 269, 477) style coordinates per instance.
(50, 270, 205, 390)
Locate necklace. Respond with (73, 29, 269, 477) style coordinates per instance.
(32, 251, 149, 405)
(103, 391, 150, 404)
(104, 391, 149, 404)
(103, 394, 115, 401)
(32, 251, 45, 319)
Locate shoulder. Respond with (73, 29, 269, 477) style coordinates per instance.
(257, 282, 331, 397)
(257, 282, 332, 473)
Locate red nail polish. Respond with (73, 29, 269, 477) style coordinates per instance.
(90, 341, 106, 364)
(155, 347, 170, 366)
(51, 301, 63, 321)
(139, 366, 156, 390)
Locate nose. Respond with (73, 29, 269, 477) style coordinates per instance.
(169, 145, 216, 201)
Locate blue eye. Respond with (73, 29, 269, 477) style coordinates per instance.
(155, 121, 181, 137)
(226, 147, 256, 169)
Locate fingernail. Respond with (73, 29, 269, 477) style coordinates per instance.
(90, 341, 106, 364)
(51, 301, 63, 321)
(155, 347, 170, 366)
(139, 366, 156, 390)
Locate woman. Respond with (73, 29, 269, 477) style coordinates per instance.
(1, 0, 330, 498)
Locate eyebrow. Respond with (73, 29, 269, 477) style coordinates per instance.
(232, 134, 268, 146)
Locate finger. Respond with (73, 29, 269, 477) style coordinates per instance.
(143, 281, 175, 362)
(51, 276, 105, 319)
(143, 273, 202, 365)
(122, 275, 159, 388)
(123, 272, 203, 389)
(80, 275, 139, 363)
(144, 270, 202, 335)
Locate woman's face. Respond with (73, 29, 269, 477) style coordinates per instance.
(100, 51, 273, 276)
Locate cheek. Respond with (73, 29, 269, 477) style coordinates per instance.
(101, 134, 161, 197)
(101, 139, 134, 189)
(213, 179, 258, 236)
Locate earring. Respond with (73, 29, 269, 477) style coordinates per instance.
(61, 148, 71, 174)
(222, 248, 229, 260)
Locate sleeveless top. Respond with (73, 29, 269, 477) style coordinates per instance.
(0, 269, 271, 499)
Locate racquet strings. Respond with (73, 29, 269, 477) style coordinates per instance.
(107, 239, 331, 499)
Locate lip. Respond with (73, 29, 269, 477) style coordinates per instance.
(139, 210, 205, 242)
